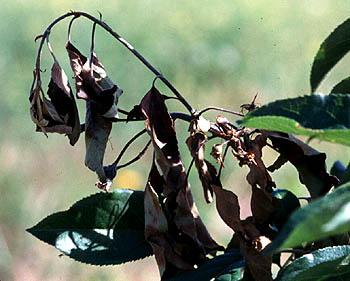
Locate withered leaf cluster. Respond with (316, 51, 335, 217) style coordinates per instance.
(141, 88, 221, 278)
(29, 24, 341, 281)
(30, 41, 123, 189)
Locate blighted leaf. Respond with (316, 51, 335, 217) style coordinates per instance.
(212, 185, 243, 233)
(167, 250, 244, 281)
(66, 41, 123, 117)
(310, 18, 350, 92)
(238, 219, 273, 281)
(186, 132, 215, 203)
(266, 132, 338, 198)
(266, 182, 350, 253)
(30, 63, 81, 145)
(48, 62, 81, 145)
(250, 186, 275, 225)
(140, 87, 220, 276)
(144, 181, 193, 276)
(276, 246, 350, 281)
(27, 189, 152, 265)
(66, 42, 123, 185)
(242, 94, 350, 146)
(85, 101, 112, 187)
(245, 134, 275, 192)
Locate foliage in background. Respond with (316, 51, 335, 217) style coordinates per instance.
(27, 11, 350, 281)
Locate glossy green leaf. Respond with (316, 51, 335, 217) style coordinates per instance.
(266, 183, 350, 253)
(27, 189, 153, 265)
(166, 250, 244, 281)
(242, 94, 350, 146)
(331, 76, 350, 94)
(276, 246, 350, 281)
(310, 17, 350, 92)
(271, 189, 300, 230)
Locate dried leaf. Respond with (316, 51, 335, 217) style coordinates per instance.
(186, 132, 216, 203)
(66, 41, 122, 117)
(66, 42, 123, 185)
(144, 181, 193, 276)
(250, 185, 276, 224)
(212, 185, 243, 233)
(30, 62, 81, 145)
(85, 100, 112, 187)
(246, 134, 275, 192)
(239, 218, 273, 281)
(266, 132, 338, 197)
(140, 87, 220, 276)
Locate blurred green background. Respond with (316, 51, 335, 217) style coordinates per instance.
(1, 0, 350, 280)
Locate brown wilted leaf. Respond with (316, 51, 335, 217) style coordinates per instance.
(250, 185, 276, 224)
(186, 132, 216, 203)
(212, 185, 243, 233)
(66, 41, 123, 117)
(144, 180, 193, 276)
(245, 133, 275, 192)
(30, 62, 81, 145)
(140, 87, 221, 275)
(266, 132, 339, 197)
(66, 42, 124, 186)
(239, 218, 273, 281)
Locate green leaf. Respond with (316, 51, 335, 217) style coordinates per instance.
(310, 18, 350, 92)
(331, 76, 350, 94)
(242, 94, 350, 146)
(166, 250, 244, 281)
(266, 183, 350, 253)
(271, 189, 300, 230)
(276, 246, 350, 281)
(27, 189, 153, 265)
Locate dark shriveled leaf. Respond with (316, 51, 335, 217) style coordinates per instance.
(27, 189, 152, 265)
(66, 42, 123, 186)
(331, 76, 350, 94)
(140, 87, 220, 277)
(266, 132, 338, 198)
(310, 18, 350, 92)
(30, 62, 81, 145)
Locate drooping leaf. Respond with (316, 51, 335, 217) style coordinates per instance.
(238, 219, 273, 281)
(213, 185, 243, 233)
(66, 42, 123, 187)
(245, 133, 275, 192)
(27, 189, 152, 265)
(30, 62, 81, 145)
(266, 132, 338, 198)
(166, 250, 244, 281)
(186, 132, 216, 203)
(266, 182, 350, 253)
(250, 185, 275, 225)
(276, 246, 350, 281)
(140, 87, 220, 277)
(331, 76, 350, 94)
(242, 94, 350, 146)
(310, 17, 350, 92)
(48, 62, 81, 145)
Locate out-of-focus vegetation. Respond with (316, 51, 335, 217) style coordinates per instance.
(1, 1, 350, 280)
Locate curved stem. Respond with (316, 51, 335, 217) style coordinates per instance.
(31, 11, 195, 114)
(197, 106, 244, 117)
(117, 140, 152, 169)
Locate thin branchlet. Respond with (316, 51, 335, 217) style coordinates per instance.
(31, 11, 195, 114)
(117, 140, 152, 169)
